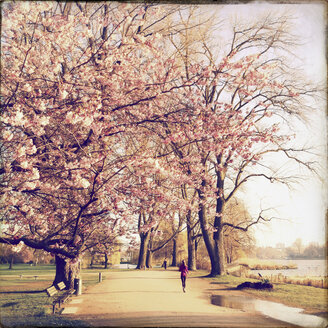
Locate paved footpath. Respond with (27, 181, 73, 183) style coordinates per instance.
(62, 269, 297, 327)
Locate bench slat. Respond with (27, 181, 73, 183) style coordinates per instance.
(46, 286, 58, 297)
(56, 282, 66, 290)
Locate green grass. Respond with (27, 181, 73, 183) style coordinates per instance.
(0, 291, 54, 317)
(1, 315, 89, 327)
(0, 263, 111, 290)
(0, 277, 52, 288)
(0, 263, 118, 274)
(0, 286, 89, 327)
(0, 263, 56, 276)
(0, 265, 111, 327)
(211, 275, 328, 313)
(245, 282, 328, 313)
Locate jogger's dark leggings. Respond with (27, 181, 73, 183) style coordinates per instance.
(181, 276, 186, 288)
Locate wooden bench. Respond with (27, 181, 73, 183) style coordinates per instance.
(57, 288, 75, 306)
(18, 275, 39, 280)
(55, 281, 75, 306)
(46, 282, 75, 314)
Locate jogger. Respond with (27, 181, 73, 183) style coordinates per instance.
(179, 260, 188, 292)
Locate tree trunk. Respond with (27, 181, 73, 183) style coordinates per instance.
(213, 164, 227, 275)
(195, 239, 199, 267)
(226, 253, 230, 264)
(54, 255, 81, 289)
(171, 238, 177, 266)
(146, 250, 153, 268)
(136, 232, 150, 269)
(9, 256, 13, 270)
(187, 211, 197, 270)
(213, 224, 225, 275)
(146, 234, 153, 268)
(196, 162, 227, 276)
(104, 253, 108, 269)
(187, 238, 196, 271)
(212, 174, 226, 275)
(198, 193, 223, 276)
(225, 244, 232, 264)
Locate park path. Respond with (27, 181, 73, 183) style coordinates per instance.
(62, 269, 297, 327)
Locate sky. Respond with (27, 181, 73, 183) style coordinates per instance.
(214, 2, 327, 248)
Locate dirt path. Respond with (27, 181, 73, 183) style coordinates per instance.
(62, 269, 297, 327)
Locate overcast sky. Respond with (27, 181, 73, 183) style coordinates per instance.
(215, 2, 327, 248)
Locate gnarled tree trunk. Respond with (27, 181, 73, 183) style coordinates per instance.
(54, 255, 81, 289)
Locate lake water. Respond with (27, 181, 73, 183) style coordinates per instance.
(256, 259, 327, 277)
(212, 295, 328, 328)
(117, 260, 327, 277)
(117, 263, 137, 269)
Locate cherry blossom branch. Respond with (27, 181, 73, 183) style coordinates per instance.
(0, 237, 76, 259)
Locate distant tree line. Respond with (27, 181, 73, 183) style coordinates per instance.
(256, 238, 326, 260)
(0, 244, 53, 268)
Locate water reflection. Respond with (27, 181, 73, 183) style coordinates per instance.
(256, 259, 326, 277)
(211, 295, 327, 328)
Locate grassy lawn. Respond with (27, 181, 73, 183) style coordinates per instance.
(0, 263, 117, 275)
(0, 282, 90, 327)
(0, 263, 56, 276)
(1, 315, 89, 328)
(0, 264, 117, 327)
(211, 275, 328, 314)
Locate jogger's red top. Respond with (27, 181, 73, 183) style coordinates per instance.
(179, 263, 188, 277)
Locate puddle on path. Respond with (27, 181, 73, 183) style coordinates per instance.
(211, 295, 327, 328)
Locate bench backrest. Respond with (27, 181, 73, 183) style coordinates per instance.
(57, 282, 66, 290)
(46, 286, 58, 297)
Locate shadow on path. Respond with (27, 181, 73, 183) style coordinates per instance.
(70, 312, 299, 328)
(85, 290, 181, 295)
(107, 277, 177, 280)
(0, 290, 45, 294)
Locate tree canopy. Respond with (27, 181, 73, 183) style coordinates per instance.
(0, 2, 321, 278)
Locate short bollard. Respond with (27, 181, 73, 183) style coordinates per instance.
(99, 272, 102, 282)
(74, 278, 82, 296)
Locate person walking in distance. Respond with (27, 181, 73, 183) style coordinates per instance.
(179, 260, 188, 292)
(162, 258, 167, 270)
